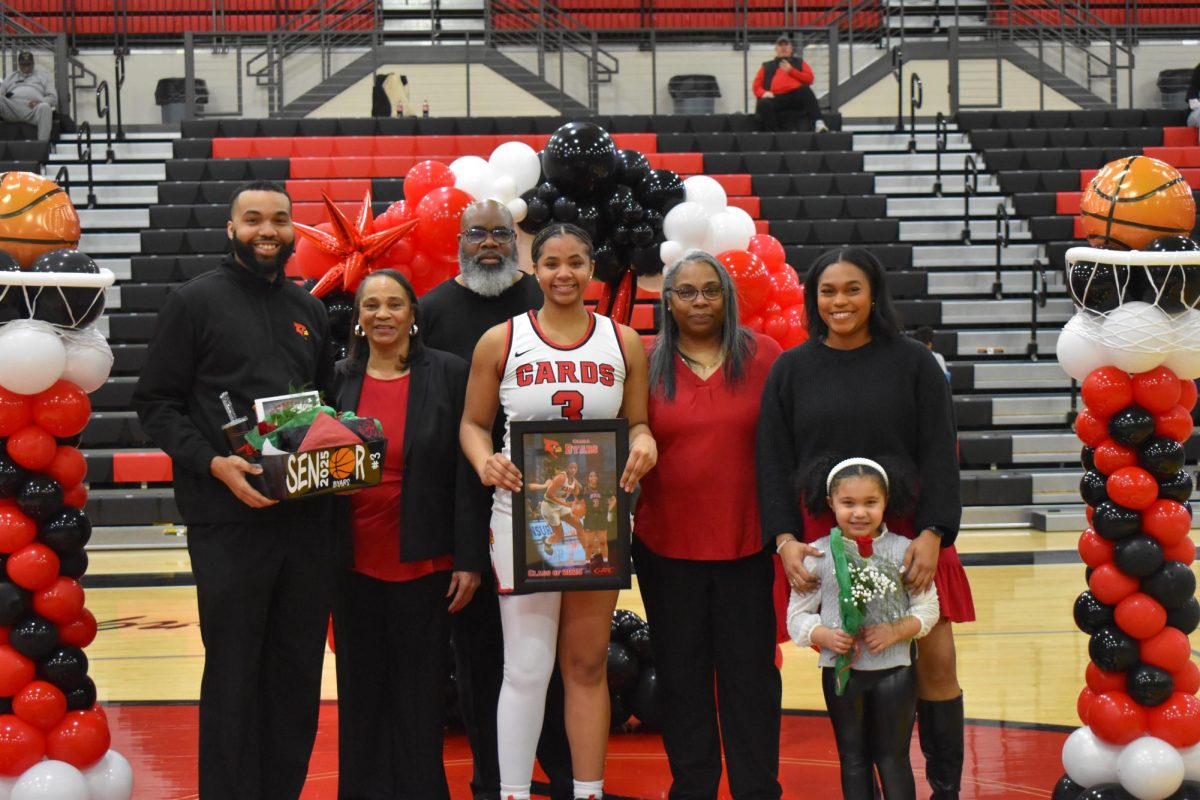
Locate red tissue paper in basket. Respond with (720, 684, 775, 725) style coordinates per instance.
(296, 412, 363, 452)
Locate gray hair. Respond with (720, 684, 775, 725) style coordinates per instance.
(649, 249, 756, 401)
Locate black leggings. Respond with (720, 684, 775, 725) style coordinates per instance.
(822, 665, 917, 800)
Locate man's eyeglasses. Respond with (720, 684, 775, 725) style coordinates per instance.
(462, 227, 515, 244)
(669, 286, 723, 302)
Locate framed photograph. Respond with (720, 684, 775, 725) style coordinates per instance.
(510, 419, 631, 593)
(254, 390, 321, 424)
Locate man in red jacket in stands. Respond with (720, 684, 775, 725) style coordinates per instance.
(753, 34, 829, 133)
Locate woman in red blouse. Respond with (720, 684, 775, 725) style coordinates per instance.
(331, 269, 490, 799)
(633, 251, 784, 798)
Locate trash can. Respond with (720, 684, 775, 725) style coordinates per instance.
(668, 74, 720, 115)
(154, 78, 209, 123)
(1157, 68, 1193, 110)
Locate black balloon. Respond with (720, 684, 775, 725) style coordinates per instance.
(37, 645, 88, 691)
(57, 549, 87, 580)
(1138, 435, 1186, 480)
(637, 169, 685, 213)
(10, 615, 58, 661)
(1069, 261, 1128, 314)
(521, 194, 552, 234)
(614, 609, 644, 641)
(541, 122, 618, 196)
(604, 185, 635, 221)
(0, 581, 30, 627)
(1113, 535, 1164, 579)
(1081, 446, 1096, 472)
(630, 245, 663, 277)
(536, 181, 560, 202)
(1075, 591, 1116, 634)
(0, 697, 11, 716)
(592, 244, 623, 283)
(615, 149, 651, 187)
(64, 676, 96, 711)
(1052, 774, 1085, 800)
(631, 223, 655, 248)
(55, 434, 82, 449)
(575, 204, 602, 241)
(1092, 501, 1141, 541)
(323, 292, 355, 343)
(552, 196, 579, 223)
(610, 225, 631, 247)
(0, 251, 25, 325)
(1167, 597, 1200, 634)
(1089, 625, 1140, 672)
(1142, 561, 1197, 609)
(29, 249, 104, 329)
(621, 202, 645, 225)
(1107, 406, 1155, 447)
(1159, 469, 1195, 503)
(0, 453, 27, 499)
(607, 642, 639, 693)
(626, 625, 654, 662)
(1127, 662, 1175, 706)
(610, 691, 631, 731)
(16, 475, 62, 524)
(1078, 784, 1136, 800)
(629, 666, 660, 729)
(1140, 236, 1200, 312)
(38, 507, 92, 558)
(643, 208, 664, 232)
(1079, 470, 1109, 506)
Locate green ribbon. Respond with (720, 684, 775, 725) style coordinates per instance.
(829, 527, 864, 696)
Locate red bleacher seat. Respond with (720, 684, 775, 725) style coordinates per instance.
(112, 451, 173, 484)
(1056, 192, 1082, 215)
(1163, 128, 1198, 148)
(286, 179, 372, 202)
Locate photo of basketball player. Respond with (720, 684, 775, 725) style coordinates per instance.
(526, 455, 587, 559)
(580, 470, 616, 571)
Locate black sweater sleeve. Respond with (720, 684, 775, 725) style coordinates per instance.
(448, 356, 491, 572)
(1189, 63, 1200, 102)
(911, 347, 962, 546)
(756, 354, 804, 546)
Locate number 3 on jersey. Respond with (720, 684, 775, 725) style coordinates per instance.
(552, 390, 585, 420)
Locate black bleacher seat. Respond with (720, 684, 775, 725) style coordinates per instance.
(954, 396, 992, 428)
(1029, 216, 1074, 240)
(958, 433, 1013, 469)
(257, 118, 300, 137)
(456, 118, 493, 135)
(141, 230, 186, 255)
(1048, 129, 1088, 148)
(1068, 110, 1106, 129)
(186, 229, 228, 253)
(158, 183, 201, 205)
(494, 118, 537, 135)
(120, 284, 175, 311)
(172, 139, 212, 159)
(217, 119, 260, 137)
(998, 170, 1079, 193)
(784, 244, 913, 272)
(148, 207, 191, 228)
(0, 141, 50, 162)
(377, 118, 419, 136)
(887, 270, 927, 299)
(608, 115, 653, 133)
(79, 411, 150, 448)
(179, 120, 219, 138)
(1144, 109, 1186, 127)
(845, 196, 886, 218)
(993, 110, 1033, 129)
(371, 179, 405, 202)
(110, 343, 148, 375)
(293, 119, 339, 136)
(108, 313, 160, 343)
(1012, 193, 1056, 216)
(337, 118, 377, 136)
(892, 299, 940, 325)
(91, 378, 136, 411)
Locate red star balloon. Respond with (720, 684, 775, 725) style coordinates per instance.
(293, 191, 418, 297)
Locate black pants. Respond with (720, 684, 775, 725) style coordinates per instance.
(755, 85, 824, 132)
(823, 665, 918, 800)
(632, 539, 782, 800)
(451, 574, 573, 799)
(188, 521, 335, 800)
(333, 569, 452, 799)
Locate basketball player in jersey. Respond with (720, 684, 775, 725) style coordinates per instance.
(461, 223, 657, 800)
(581, 470, 615, 567)
(542, 460, 585, 554)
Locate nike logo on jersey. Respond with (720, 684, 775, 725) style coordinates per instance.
(513, 348, 533, 358)
(515, 360, 616, 387)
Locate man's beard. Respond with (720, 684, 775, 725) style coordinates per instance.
(459, 243, 520, 297)
(231, 236, 296, 277)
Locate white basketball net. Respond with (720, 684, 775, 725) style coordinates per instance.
(0, 269, 114, 330)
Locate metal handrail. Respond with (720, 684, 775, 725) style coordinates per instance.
(53, 164, 68, 196)
(1028, 258, 1048, 360)
(95, 81, 113, 163)
(961, 155, 977, 244)
(113, 52, 125, 141)
(76, 121, 95, 209)
(993, 203, 1009, 299)
(908, 72, 922, 153)
(933, 111, 947, 196)
(892, 46, 904, 132)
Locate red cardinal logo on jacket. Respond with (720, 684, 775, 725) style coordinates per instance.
(293, 322, 310, 337)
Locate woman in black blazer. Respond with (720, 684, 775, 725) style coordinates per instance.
(331, 269, 490, 799)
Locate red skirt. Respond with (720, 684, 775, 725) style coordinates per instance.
(772, 508, 975, 643)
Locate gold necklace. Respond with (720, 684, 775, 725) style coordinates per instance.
(677, 348, 723, 371)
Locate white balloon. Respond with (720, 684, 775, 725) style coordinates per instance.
(1056, 314, 1111, 381)
(450, 156, 496, 201)
(11, 761, 87, 800)
(0, 320, 66, 395)
(82, 750, 134, 800)
(488, 141, 542, 195)
(1179, 741, 1200, 782)
(659, 240, 685, 270)
(662, 202, 711, 249)
(725, 205, 759, 240)
(505, 197, 528, 224)
(1161, 308, 1200, 379)
(490, 176, 518, 203)
(60, 325, 113, 394)
(0, 776, 13, 800)
(1063, 726, 1122, 787)
(682, 175, 728, 216)
(1101, 302, 1169, 374)
(1117, 736, 1184, 800)
(704, 210, 751, 255)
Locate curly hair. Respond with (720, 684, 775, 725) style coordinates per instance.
(798, 454, 917, 520)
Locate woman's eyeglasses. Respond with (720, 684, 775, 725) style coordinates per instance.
(462, 227, 515, 244)
(669, 286, 723, 302)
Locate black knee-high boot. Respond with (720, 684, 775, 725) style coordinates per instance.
(917, 695, 963, 799)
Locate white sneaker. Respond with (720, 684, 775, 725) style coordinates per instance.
(815, 119, 829, 133)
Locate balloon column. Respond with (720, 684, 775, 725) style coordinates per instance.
(1057, 156, 1200, 800)
(0, 172, 133, 798)
(716, 234, 808, 351)
(608, 609, 658, 732)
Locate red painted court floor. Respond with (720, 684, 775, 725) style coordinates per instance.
(107, 703, 1065, 799)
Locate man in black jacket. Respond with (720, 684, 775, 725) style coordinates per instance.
(132, 180, 336, 799)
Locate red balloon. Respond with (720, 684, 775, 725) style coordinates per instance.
(717, 250, 771, 317)
(1106, 466, 1159, 510)
(1086, 662, 1127, 693)
(747, 234, 787, 272)
(766, 269, 803, 309)
(5, 425, 56, 472)
(374, 198, 413, 232)
(1093, 439, 1138, 475)
(1089, 691, 1147, 745)
(45, 708, 109, 769)
(0, 389, 31, 438)
(0, 504, 35, 554)
(43, 446, 86, 489)
(1155, 405, 1194, 443)
(1148, 692, 1200, 747)
(762, 313, 787, 344)
(58, 608, 96, 649)
(1179, 378, 1198, 412)
(1089, 563, 1139, 605)
(1078, 687, 1097, 724)
(1074, 410, 1110, 448)
(1114, 592, 1167, 639)
(0, 627, 9, 647)
(0, 715, 44, 776)
(32, 578, 84, 626)
(403, 160, 455, 206)
(1173, 661, 1200, 695)
(0, 646, 34, 697)
(744, 314, 764, 333)
(1082, 366, 1134, 417)
(1162, 536, 1196, 565)
(779, 304, 808, 349)
(1140, 626, 1192, 672)
(61, 482, 87, 510)
(1133, 366, 1183, 413)
(7, 543, 60, 591)
(1086, 505, 1094, 526)
(1078, 528, 1114, 568)
(413, 186, 474, 261)
(290, 221, 340, 281)
(13, 681, 66, 730)
(1142, 499, 1192, 547)
(31, 380, 91, 439)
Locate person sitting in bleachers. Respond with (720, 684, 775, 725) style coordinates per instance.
(0, 52, 55, 142)
(752, 35, 828, 134)
(1188, 62, 1200, 143)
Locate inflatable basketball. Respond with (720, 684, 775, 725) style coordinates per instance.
(0, 173, 80, 268)
(1079, 157, 1196, 251)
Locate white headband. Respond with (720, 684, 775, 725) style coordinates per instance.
(826, 457, 889, 495)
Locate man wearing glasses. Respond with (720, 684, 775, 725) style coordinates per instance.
(421, 199, 573, 800)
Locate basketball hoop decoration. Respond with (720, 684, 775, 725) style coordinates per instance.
(1056, 156, 1200, 800)
(0, 172, 133, 798)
